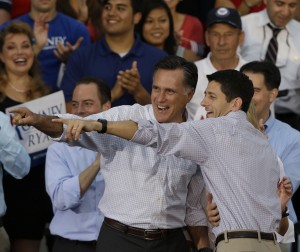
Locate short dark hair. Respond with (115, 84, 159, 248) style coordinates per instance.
(102, 0, 141, 13)
(153, 55, 198, 90)
(240, 61, 281, 90)
(75, 77, 111, 105)
(206, 69, 254, 113)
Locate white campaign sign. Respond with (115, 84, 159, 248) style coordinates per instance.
(6, 91, 66, 154)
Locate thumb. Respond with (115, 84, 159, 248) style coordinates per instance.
(207, 192, 213, 204)
(73, 37, 84, 50)
(132, 60, 137, 70)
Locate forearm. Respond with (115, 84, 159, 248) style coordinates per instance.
(187, 226, 210, 250)
(238, 1, 252, 16)
(105, 120, 138, 140)
(79, 158, 100, 197)
(133, 86, 151, 105)
(33, 114, 64, 138)
(277, 216, 289, 236)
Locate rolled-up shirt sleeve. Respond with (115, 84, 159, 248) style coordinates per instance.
(0, 112, 30, 178)
(45, 143, 81, 210)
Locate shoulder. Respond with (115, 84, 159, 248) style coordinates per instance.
(287, 19, 300, 33)
(0, 111, 9, 124)
(138, 41, 167, 56)
(53, 13, 89, 32)
(272, 119, 300, 138)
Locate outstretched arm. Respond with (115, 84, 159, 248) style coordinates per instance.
(52, 118, 138, 141)
(11, 107, 63, 138)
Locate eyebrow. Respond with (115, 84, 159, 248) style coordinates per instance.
(72, 99, 95, 103)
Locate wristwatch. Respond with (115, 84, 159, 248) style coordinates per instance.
(282, 206, 289, 218)
(97, 119, 107, 133)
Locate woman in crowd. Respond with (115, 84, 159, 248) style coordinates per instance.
(0, 22, 51, 252)
(136, 0, 202, 61)
(163, 0, 205, 59)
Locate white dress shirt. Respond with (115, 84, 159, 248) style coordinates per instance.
(241, 10, 300, 114)
(56, 104, 206, 229)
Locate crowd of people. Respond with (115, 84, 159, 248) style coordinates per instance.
(0, 0, 300, 252)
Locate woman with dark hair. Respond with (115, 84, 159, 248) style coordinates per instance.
(56, 0, 103, 42)
(0, 22, 51, 252)
(136, 0, 202, 61)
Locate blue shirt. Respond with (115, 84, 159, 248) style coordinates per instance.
(265, 116, 300, 223)
(0, 13, 91, 94)
(61, 34, 167, 105)
(45, 142, 104, 241)
(0, 112, 30, 217)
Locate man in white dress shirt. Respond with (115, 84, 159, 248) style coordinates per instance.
(240, 0, 300, 131)
(187, 7, 247, 120)
(10, 56, 211, 252)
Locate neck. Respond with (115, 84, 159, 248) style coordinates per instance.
(7, 74, 31, 90)
(210, 55, 239, 70)
(105, 32, 135, 54)
(258, 111, 271, 125)
(30, 9, 57, 22)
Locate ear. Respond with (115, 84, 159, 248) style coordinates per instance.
(238, 31, 245, 46)
(187, 88, 195, 102)
(0, 53, 4, 63)
(133, 12, 142, 25)
(205, 30, 210, 47)
(231, 97, 243, 111)
(102, 101, 112, 111)
(269, 88, 278, 103)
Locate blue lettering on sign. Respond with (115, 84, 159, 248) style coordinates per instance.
(28, 132, 51, 147)
(38, 104, 63, 115)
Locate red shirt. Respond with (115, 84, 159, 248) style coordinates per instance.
(11, 0, 30, 18)
(231, 0, 266, 13)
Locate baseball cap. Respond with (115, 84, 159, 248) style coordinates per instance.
(206, 7, 242, 30)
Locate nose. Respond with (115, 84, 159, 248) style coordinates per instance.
(157, 91, 166, 102)
(280, 5, 291, 17)
(153, 20, 161, 28)
(200, 96, 207, 107)
(107, 6, 117, 16)
(16, 46, 23, 54)
(76, 104, 87, 117)
(218, 35, 226, 46)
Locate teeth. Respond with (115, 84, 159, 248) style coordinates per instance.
(15, 58, 26, 63)
(158, 105, 167, 110)
(152, 33, 162, 37)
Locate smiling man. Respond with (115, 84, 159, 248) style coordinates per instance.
(43, 69, 283, 252)
(11, 56, 211, 252)
(240, 0, 300, 132)
(187, 6, 247, 120)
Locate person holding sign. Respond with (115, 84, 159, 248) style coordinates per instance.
(0, 22, 52, 252)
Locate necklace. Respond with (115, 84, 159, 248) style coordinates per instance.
(8, 82, 30, 93)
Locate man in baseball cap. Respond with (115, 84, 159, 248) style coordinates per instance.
(187, 7, 245, 120)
